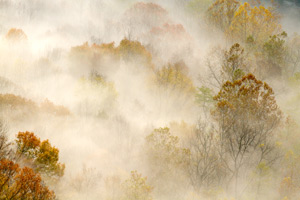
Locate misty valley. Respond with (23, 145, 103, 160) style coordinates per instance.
(0, 0, 300, 199)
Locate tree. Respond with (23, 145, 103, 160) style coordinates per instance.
(228, 3, 281, 44)
(145, 127, 190, 199)
(16, 132, 65, 178)
(0, 159, 55, 199)
(188, 121, 225, 191)
(0, 120, 11, 160)
(258, 31, 287, 77)
(75, 70, 118, 117)
(118, 39, 153, 70)
(221, 43, 247, 82)
(202, 43, 248, 90)
(212, 74, 282, 198)
(122, 171, 153, 200)
(285, 33, 300, 76)
(207, 0, 240, 31)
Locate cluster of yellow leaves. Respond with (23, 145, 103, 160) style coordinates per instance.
(122, 171, 153, 200)
(16, 132, 65, 178)
(154, 62, 195, 95)
(119, 39, 153, 68)
(0, 158, 55, 200)
(207, 0, 281, 45)
(228, 2, 281, 44)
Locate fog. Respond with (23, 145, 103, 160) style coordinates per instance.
(0, 0, 300, 199)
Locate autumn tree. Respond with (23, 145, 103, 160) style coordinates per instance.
(203, 43, 248, 90)
(207, 0, 240, 31)
(153, 61, 196, 115)
(228, 3, 281, 44)
(122, 171, 153, 200)
(69, 41, 120, 73)
(0, 120, 11, 160)
(221, 43, 247, 82)
(212, 74, 282, 198)
(254, 31, 287, 77)
(16, 131, 65, 178)
(118, 39, 153, 70)
(145, 127, 190, 199)
(0, 159, 55, 199)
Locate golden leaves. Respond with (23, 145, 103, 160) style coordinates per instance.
(16, 132, 65, 178)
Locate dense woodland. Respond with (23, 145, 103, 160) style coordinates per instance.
(0, 0, 300, 199)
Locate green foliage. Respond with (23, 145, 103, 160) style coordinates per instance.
(186, 0, 213, 17)
(263, 32, 287, 67)
(195, 86, 214, 106)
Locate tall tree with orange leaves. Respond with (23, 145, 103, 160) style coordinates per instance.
(212, 74, 282, 197)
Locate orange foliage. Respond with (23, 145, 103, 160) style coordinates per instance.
(70, 39, 153, 70)
(16, 132, 65, 178)
(0, 94, 37, 110)
(0, 159, 55, 199)
(5, 28, 27, 41)
(40, 99, 71, 116)
(0, 94, 70, 117)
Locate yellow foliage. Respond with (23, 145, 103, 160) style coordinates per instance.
(122, 171, 153, 200)
(16, 132, 65, 178)
(154, 61, 196, 95)
(228, 2, 281, 44)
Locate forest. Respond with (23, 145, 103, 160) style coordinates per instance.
(0, 0, 300, 199)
